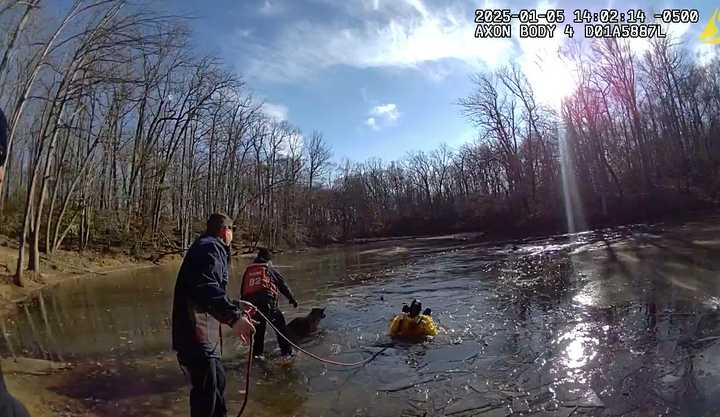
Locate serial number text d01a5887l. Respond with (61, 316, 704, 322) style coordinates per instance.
(584, 23, 667, 38)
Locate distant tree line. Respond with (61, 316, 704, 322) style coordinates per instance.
(459, 38, 720, 232)
(324, 39, 720, 239)
(0, 1, 718, 286)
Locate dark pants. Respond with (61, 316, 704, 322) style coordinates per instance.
(246, 295, 292, 356)
(179, 357, 227, 417)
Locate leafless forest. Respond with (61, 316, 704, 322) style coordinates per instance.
(0, 1, 718, 285)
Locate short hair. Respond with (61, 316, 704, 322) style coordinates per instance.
(207, 213, 232, 235)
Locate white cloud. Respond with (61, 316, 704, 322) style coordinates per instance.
(423, 61, 454, 82)
(236, 0, 513, 83)
(627, 21, 694, 54)
(365, 103, 399, 130)
(262, 102, 288, 121)
(403, 0, 429, 18)
(666, 21, 692, 39)
(371, 103, 399, 121)
(279, 130, 304, 157)
(627, 36, 651, 55)
(695, 42, 718, 66)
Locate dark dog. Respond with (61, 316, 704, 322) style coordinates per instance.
(285, 308, 326, 342)
(0, 364, 30, 417)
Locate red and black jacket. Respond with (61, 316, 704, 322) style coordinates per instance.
(240, 259, 296, 306)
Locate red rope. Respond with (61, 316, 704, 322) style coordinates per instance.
(234, 301, 387, 416)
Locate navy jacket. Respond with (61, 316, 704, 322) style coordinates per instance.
(172, 235, 242, 360)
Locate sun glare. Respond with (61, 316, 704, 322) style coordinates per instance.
(527, 50, 576, 107)
(516, 31, 577, 108)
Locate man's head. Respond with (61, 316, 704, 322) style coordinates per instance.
(0, 108, 8, 188)
(256, 247, 271, 263)
(207, 213, 233, 246)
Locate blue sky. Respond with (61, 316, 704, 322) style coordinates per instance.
(162, 0, 717, 162)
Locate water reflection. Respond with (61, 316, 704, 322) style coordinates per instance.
(1, 218, 720, 416)
(557, 325, 597, 370)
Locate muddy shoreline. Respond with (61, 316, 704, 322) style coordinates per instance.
(0, 244, 182, 417)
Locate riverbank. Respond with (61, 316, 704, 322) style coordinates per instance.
(0, 234, 183, 318)
(6, 372, 99, 417)
(2, 357, 100, 417)
(0, 235, 183, 417)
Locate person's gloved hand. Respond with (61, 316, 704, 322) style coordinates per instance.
(233, 299, 257, 314)
(290, 299, 298, 308)
(242, 302, 257, 317)
(233, 312, 256, 345)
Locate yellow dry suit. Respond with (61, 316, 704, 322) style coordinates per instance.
(388, 313, 438, 339)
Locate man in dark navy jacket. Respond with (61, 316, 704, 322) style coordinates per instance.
(172, 213, 255, 417)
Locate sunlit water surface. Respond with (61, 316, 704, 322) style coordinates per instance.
(3, 217, 720, 416)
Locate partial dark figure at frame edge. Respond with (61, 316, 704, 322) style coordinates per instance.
(0, 107, 30, 417)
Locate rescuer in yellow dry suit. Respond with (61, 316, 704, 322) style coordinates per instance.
(388, 299, 438, 340)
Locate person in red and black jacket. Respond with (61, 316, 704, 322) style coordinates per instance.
(241, 247, 298, 359)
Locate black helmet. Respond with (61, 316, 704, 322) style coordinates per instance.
(408, 299, 422, 317)
(257, 247, 271, 262)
